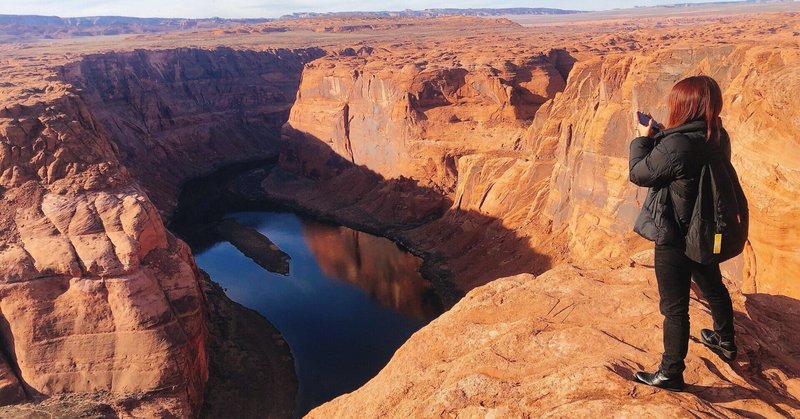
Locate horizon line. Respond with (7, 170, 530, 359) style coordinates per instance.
(0, 1, 756, 21)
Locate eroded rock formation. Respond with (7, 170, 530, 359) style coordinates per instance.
(58, 47, 324, 211)
(277, 16, 800, 300)
(0, 47, 320, 415)
(0, 93, 207, 415)
(527, 45, 800, 298)
(272, 11, 800, 418)
(282, 48, 572, 187)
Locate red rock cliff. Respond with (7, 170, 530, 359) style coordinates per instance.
(281, 48, 572, 189)
(281, 34, 799, 301)
(0, 90, 207, 415)
(58, 47, 323, 212)
(0, 47, 321, 415)
(1, 10, 798, 417)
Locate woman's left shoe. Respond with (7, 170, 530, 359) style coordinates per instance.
(634, 370, 685, 391)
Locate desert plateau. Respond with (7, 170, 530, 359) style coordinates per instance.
(0, 1, 799, 418)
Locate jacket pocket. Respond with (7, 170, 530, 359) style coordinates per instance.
(633, 188, 659, 242)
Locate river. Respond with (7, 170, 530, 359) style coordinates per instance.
(192, 210, 443, 417)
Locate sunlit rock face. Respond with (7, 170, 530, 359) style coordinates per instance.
(526, 45, 800, 298)
(282, 38, 800, 300)
(279, 13, 800, 418)
(0, 47, 321, 415)
(1, 8, 799, 417)
(276, 49, 574, 295)
(281, 48, 572, 189)
(308, 264, 800, 418)
(0, 93, 207, 415)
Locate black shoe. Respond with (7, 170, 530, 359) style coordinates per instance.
(634, 370, 685, 391)
(700, 329, 737, 361)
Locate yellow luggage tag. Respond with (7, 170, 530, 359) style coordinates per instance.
(713, 234, 722, 254)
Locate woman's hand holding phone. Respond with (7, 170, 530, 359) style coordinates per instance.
(635, 111, 663, 139)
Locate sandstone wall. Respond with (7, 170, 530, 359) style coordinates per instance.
(0, 94, 207, 415)
(59, 47, 324, 212)
(0, 47, 322, 415)
(282, 42, 799, 299)
(287, 23, 800, 415)
(527, 45, 800, 297)
(1, 12, 797, 416)
(281, 48, 572, 191)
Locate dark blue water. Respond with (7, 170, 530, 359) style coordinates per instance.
(194, 211, 442, 417)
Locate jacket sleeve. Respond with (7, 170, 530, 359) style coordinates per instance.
(629, 136, 676, 187)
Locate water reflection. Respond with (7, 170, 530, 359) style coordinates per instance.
(192, 211, 443, 418)
(301, 220, 442, 320)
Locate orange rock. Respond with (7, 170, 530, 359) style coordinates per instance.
(282, 49, 570, 188)
(0, 85, 207, 414)
(309, 264, 800, 418)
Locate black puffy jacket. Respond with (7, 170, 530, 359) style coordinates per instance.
(629, 120, 732, 246)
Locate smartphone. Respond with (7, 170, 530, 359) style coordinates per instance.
(637, 111, 660, 130)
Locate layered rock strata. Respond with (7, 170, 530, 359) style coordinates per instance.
(0, 9, 798, 417)
(278, 29, 800, 300)
(0, 94, 207, 416)
(270, 12, 800, 418)
(0, 47, 321, 415)
(58, 47, 324, 212)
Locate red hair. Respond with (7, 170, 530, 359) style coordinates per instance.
(666, 75, 723, 143)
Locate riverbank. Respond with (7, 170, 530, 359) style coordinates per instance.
(200, 271, 297, 419)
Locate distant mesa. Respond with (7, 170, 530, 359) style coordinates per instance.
(0, 9, 583, 41)
(0, 14, 275, 40)
(281, 8, 585, 19)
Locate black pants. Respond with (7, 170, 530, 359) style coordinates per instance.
(653, 243, 735, 375)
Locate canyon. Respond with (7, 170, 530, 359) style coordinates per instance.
(0, 3, 799, 417)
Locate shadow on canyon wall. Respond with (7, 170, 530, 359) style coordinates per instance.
(510, 52, 577, 120)
(39, 45, 567, 415)
(172, 127, 554, 306)
(258, 127, 555, 305)
(0, 312, 33, 404)
(50, 47, 328, 418)
(56, 44, 571, 305)
(170, 159, 447, 316)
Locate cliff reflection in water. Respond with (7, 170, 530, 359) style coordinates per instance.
(301, 221, 443, 320)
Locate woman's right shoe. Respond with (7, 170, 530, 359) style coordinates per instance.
(634, 370, 685, 391)
(700, 328, 737, 361)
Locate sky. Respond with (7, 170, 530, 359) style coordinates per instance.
(0, 0, 745, 19)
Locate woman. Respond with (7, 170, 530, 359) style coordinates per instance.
(628, 75, 737, 391)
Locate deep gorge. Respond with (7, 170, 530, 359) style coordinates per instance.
(1, 22, 799, 418)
